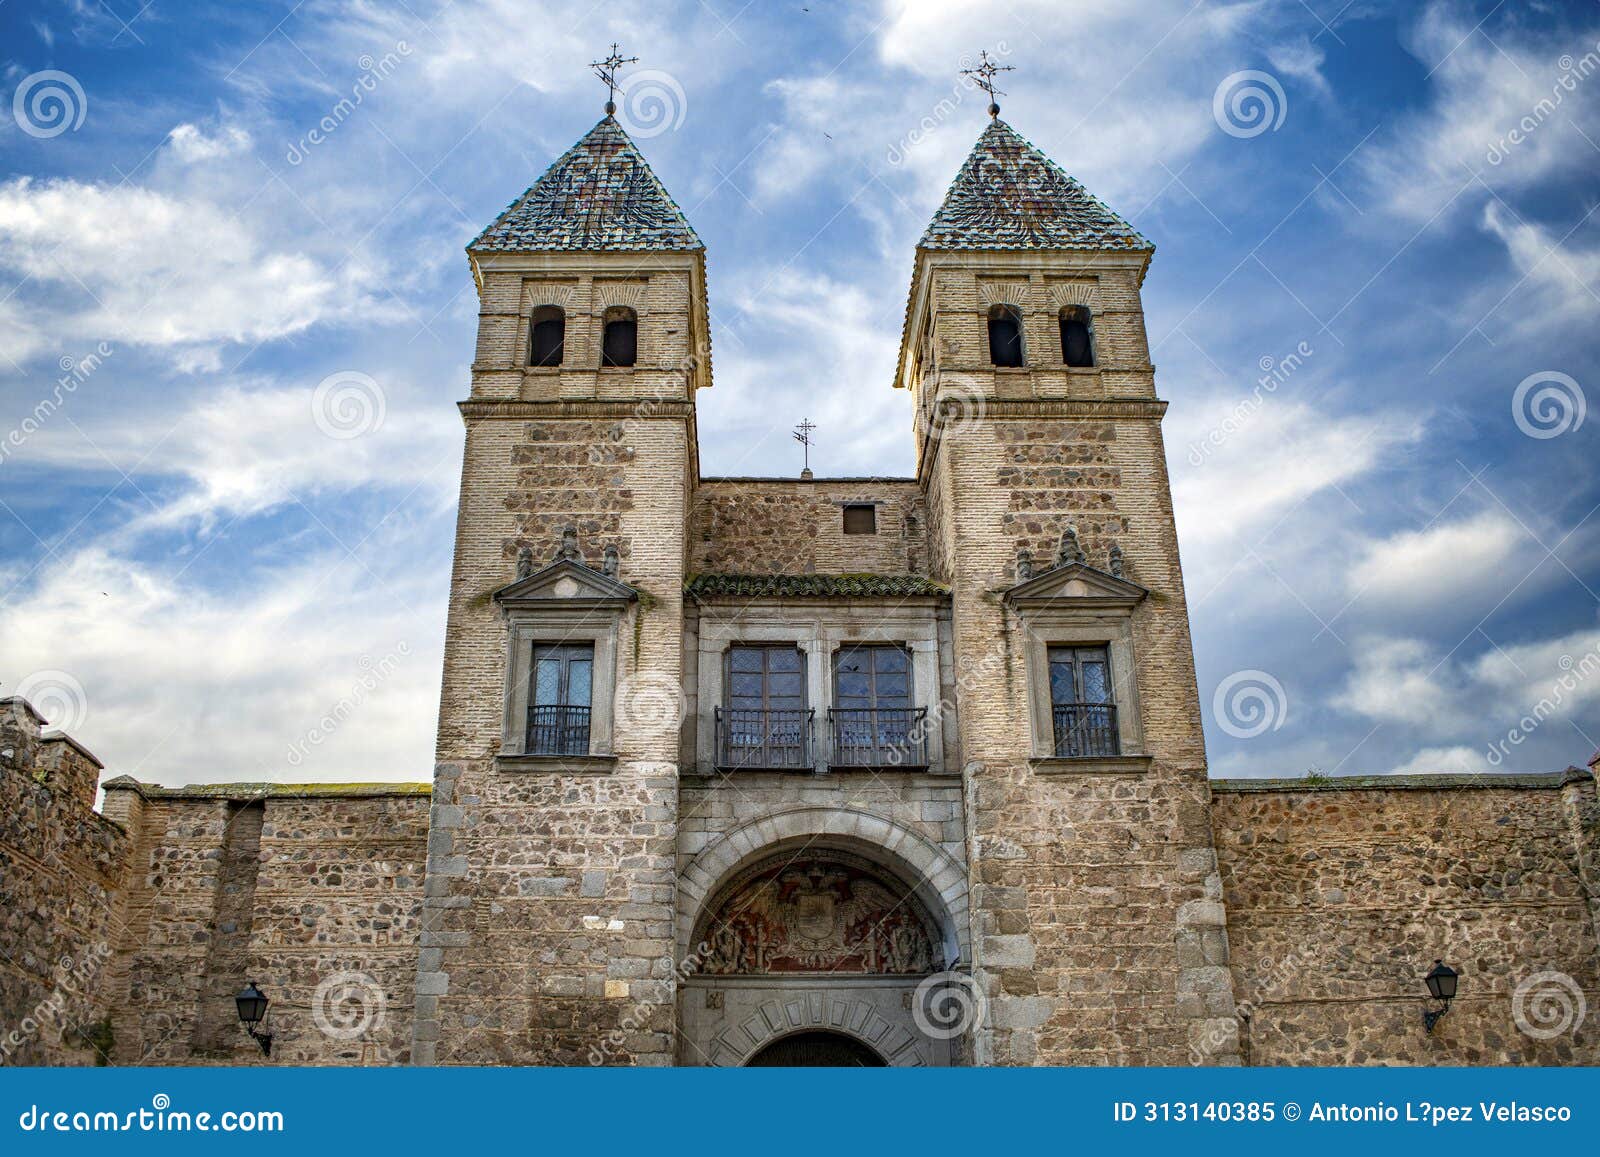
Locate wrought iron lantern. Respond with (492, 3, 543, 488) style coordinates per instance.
(235, 981, 273, 1056)
(1423, 960, 1458, 1033)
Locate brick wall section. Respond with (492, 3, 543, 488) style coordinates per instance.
(418, 247, 694, 1063)
(913, 246, 1238, 1065)
(689, 479, 926, 576)
(1213, 770, 1600, 1064)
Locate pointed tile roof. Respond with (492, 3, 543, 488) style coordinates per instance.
(471, 117, 702, 253)
(920, 119, 1151, 252)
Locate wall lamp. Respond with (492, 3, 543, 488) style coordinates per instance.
(1423, 960, 1459, 1033)
(234, 982, 273, 1056)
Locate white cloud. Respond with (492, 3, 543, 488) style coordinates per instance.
(1388, 744, 1487, 775)
(1171, 399, 1422, 549)
(0, 178, 376, 363)
(1334, 623, 1600, 763)
(1346, 510, 1529, 615)
(1359, 3, 1600, 222)
(1267, 37, 1331, 100)
(0, 540, 444, 786)
(1479, 200, 1600, 326)
(10, 377, 461, 529)
(166, 122, 252, 163)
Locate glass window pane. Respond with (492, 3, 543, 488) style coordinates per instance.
(730, 673, 764, 698)
(873, 648, 910, 673)
(767, 672, 804, 698)
(1048, 660, 1074, 705)
(874, 673, 909, 702)
(730, 647, 763, 672)
(1081, 661, 1109, 704)
(567, 660, 592, 707)
(534, 658, 561, 706)
(767, 648, 802, 672)
(836, 670, 870, 700)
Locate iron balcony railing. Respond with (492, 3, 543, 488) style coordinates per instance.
(526, 703, 591, 757)
(1052, 702, 1119, 758)
(714, 707, 814, 770)
(828, 707, 929, 769)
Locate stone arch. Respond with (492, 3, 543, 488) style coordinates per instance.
(677, 806, 970, 967)
(704, 992, 930, 1067)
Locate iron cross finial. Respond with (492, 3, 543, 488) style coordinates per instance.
(591, 42, 639, 115)
(960, 49, 1015, 119)
(793, 418, 817, 479)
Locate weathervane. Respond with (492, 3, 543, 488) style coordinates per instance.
(591, 43, 639, 115)
(961, 49, 1015, 119)
(793, 418, 816, 480)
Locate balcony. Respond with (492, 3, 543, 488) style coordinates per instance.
(828, 707, 929, 769)
(714, 707, 814, 771)
(1051, 702, 1119, 758)
(526, 704, 591, 757)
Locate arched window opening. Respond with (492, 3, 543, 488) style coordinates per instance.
(601, 307, 637, 368)
(1059, 305, 1095, 367)
(987, 304, 1024, 367)
(528, 305, 565, 367)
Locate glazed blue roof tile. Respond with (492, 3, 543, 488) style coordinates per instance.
(920, 119, 1151, 252)
(471, 116, 702, 253)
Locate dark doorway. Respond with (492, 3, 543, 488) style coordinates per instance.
(745, 1031, 887, 1067)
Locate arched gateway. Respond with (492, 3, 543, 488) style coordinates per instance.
(676, 809, 971, 1067)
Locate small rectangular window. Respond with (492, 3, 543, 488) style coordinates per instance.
(1047, 645, 1118, 757)
(527, 643, 593, 755)
(842, 504, 876, 535)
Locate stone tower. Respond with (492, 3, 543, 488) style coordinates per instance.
(898, 117, 1241, 1063)
(412, 115, 706, 1063)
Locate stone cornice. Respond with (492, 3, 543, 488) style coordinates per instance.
(458, 399, 697, 420)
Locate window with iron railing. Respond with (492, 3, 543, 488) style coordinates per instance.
(718, 645, 811, 770)
(527, 643, 593, 756)
(829, 645, 926, 768)
(1048, 645, 1119, 757)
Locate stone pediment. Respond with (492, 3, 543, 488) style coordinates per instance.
(1003, 561, 1147, 610)
(494, 558, 637, 608)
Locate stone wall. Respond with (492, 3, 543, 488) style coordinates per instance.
(1214, 769, 1600, 1065)
(0, 700, 125, 1066)
(96, 781, 429, 1066)
(689, 478, 926, 576)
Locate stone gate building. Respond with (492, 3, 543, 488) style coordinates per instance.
(2, 107, 1597, 1068)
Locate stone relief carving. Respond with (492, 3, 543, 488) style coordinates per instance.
(701, 860, 940, 976)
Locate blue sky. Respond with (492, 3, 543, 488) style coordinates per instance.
(0, 0, 1597, 785)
